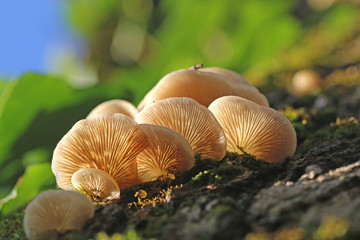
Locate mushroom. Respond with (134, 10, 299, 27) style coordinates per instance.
(136, 97, 227, 161)
(137, 124, 195, 182)
(137, 67, 269, 110)
(71, 168, 120, 201)
(208, 96, 297, 162)
(23, 190, 94, 240)
(291, 69, 322, 96)
(52, 113, 149, 191)
(87, 99, 138, 119)
(198, 66, 251, 86)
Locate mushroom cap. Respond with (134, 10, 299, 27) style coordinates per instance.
(137, 69, 269, 110)
(198, 67, 251, 86)
(136, 97, 227, 161)
(87, 99, 138, 119)
(137, 124, 195, 182)
(291, 69, 322, 96)
(208, 96, 297, 163)
(71, 168, 120, 201)
(52, 113, 149, 190)
(24, 190, 94, 240)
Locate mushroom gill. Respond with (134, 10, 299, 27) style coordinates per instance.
(137, 124, 195, 182)
(23, 190, 94, 240)
(208, 96, 297, 163)
(71, 168, 120, 202)
(52, 113, 149, 190)
(137, 68, 269, 110)
(87, 99, 138, 119)
(136, 97, 226, 161)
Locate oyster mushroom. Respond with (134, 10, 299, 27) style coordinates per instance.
(198, 66, 251, 86)
(136, 97, 226, 161)
(71, 168, 120, 201)
(87, 99, 138, 119)
(291, 69, 322, 96)
(23, 190, 94, 240)
(208, 96, 297, 162)
(137, 124, 195, 182)
(52, 113, 149, 191)
(137, 68, 269, 110)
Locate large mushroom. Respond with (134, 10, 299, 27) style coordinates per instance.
(136, 97, 227, 161)
(23, 190, 94, 240)
(137, 67, 269, 110)
(198, 66, 251, 86)
(52, 113, 149, 195)
(137, 124, 195, 182)
(208, 96, 297, 163)
(87, 99, 138, 119)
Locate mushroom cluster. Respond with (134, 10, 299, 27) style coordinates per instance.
(24, 65, 297, 239)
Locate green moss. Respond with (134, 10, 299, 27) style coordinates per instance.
(0, 211, 26, 240)
(298, 117, 360, 154)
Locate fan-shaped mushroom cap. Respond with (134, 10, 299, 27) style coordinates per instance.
(71, 168, 120, 201)
(52, 113, 149, 190)
(24, 190, 94, 240)
(199, 67, 251, 86)
(87, 99, 138, 119)
(136, 97, 226, 161)
(208, 96, 297, 163)
(137, 124, 195, 182)
(137, 69, 269, 110)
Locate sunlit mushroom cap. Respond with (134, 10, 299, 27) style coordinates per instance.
(87, 99, 138, 119)
(52, 113, 149, 190)
(24, 190, 94, 240)
(199, 67, 251, 86)
(137, 69, 269, 110)
(137, 124, 195, 182)
(136, 97, 227, 161)
(208, 96, 297, 163)
(71, 168, 120, 201)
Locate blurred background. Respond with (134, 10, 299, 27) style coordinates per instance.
(0, 0, 359, 216)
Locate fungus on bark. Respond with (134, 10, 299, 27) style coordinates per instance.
(137, 124, 195, 182)
(71, 168, 120, 202)
(198, 66, 251, 86)
(137, 67, 269, 110)
(52, 113, 149, 190)
(87, 99, 138, 119)
(23, 190, 94, 240)
(208, 96, 297, 162)
(136, 97, 226, 161)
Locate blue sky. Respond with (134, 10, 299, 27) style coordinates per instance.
(0, 0, 78, 78)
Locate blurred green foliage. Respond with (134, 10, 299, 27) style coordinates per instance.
(1, 0, 360, 217)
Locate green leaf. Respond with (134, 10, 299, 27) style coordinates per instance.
(0, 162, 56, 216)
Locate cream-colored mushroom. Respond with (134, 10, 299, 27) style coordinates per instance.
(71, 168, 120, 201)
(291, 69, 322, 96)
(23, 190, 94, 240)
(87, 99, 138, 119)
(52, 113, 149, 190)
(136, 97, 226, 161)
(137, 124, 195, 182)
(198, 66, 251, 86)
(208, 96, 297, 162)
(137, 68, 269, 110)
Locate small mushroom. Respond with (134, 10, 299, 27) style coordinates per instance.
(52, 113, 149, 190)
(137, 68, 269, 110)
(87, 99, 138, 119)
(291, 69, 322, 96)
(23, 190, 94, 240)
(198, 66, 251, 86)
(137, 124, 195, 182)
(136, 97, 227, 161)
(208, 96, 297, 162)
(71, 168, 120, 201)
